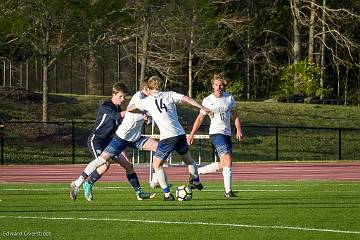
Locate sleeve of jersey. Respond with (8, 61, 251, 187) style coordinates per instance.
(170, 91, 184, 103)
(134, 99, 146, 111)
(199, 99, 208, 115)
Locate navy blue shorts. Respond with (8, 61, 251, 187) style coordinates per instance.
(154, 134, 189, 161)
(103, 135, 148, 156)
(87, 137, 112, 158)
(210, 134, 232, 156)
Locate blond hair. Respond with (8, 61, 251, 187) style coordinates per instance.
(139, 78, 149, 89)
(211, 74, 227, 86)
(146, 76, 162, 90)
(112, 82, 128, 95)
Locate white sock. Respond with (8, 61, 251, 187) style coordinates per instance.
(155, 168, 168, 189)
(74, 175, 86, 187)
(74, 157, 107, 187)
(84, 156, 107, 176)
(198, 162, 219, 174)
(222, 167, 232, 193)
(187, 163, 198, 178)
(151, 172, 158, 184)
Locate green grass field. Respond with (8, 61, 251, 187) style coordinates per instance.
(1, 181, 359, 239)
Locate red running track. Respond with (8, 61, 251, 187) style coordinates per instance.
(0, 162, 359, 183)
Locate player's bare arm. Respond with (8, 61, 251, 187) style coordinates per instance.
(187, 113, 206, 145)
(231, 110, 243, 141)
(181, 96, 213, 117)
(126, 103, 145, 114)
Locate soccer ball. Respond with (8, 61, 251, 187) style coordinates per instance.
(176, 185, 192, 201)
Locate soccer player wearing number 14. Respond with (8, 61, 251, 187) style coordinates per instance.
(187, 74, 243, 198)
(127, 76, 213, 201)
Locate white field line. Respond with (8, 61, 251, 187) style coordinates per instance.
(0, 187, 300, 192)
(0, 215, 359, 235)
(0, 186, 358, 192)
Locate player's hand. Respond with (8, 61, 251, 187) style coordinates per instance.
(187, 135, 194, 145)
(144, 114, 152, 125)
(236, 131, 244, 142)
(120, 111, 126, 118)
(203, 107, 214, 118)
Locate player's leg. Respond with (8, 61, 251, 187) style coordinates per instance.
(152, 138, 175, 201)
(198, 161, 222, 174)
(70, 151, 113, 201)
(141, 137, 170, 189)
(112, 141, 155, 201)
(83, 161, 110, 201)
(175, 135, 203, 191)
(219, 153, 236, 197)
(80, 139, 111, 200)
(211, 134, 236, 198)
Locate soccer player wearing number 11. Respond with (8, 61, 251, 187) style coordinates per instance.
(187, 74, 243, 198)
(127, 76, 213, 201)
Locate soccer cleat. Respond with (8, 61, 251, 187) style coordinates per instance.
(224, 190, 237, 198)
(188, 175, 204, 191)
(83, 181, 93, 201)
(70, 181, 80, 201)
(136, 191, 156, 201)
(163, 193, 175, 201)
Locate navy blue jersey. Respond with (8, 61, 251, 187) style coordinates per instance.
(88, 99, 123, 142)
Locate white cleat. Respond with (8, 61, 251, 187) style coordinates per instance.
(70, 181, 80, 201)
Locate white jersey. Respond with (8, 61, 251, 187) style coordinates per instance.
(135, 91, 185, 140)
(115, 91, 147, 141)
(201, 92, 236, 136)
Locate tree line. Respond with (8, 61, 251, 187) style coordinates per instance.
(0, 0, 360, 121)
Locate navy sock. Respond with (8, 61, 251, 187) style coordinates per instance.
(88, 170, 102, 184)
(127, 173, 140, 191)
(163, 187, 170, 193)
(81, 172, 88, 179)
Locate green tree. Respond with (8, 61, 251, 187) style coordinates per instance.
(278, 60, 327, 97)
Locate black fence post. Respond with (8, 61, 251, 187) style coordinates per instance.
(338, 128, 342, 160)
(276, 127, 279, 161)
(72, 121, 75, 164)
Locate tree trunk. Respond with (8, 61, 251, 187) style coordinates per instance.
(87, 49, 98, 95)
(246, 2, 251, 99)
(308, 0, 316, 64)
(139, 21, 150, 85)
(291, 0, 302, 63)
(320, 0, 326, 89)
(188, 30, 193, 98)
(188, 3, 195, 98)
(344, 68, 348, 106)
(42, 57, 48, 122)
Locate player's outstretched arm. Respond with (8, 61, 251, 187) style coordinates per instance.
(126, 103, 138, 112)
(187, 113, 205, 145)
(181, 96, 213, 116)
(127, 103, 147, 114)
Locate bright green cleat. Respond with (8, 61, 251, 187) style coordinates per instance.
(136, 190, 156, 201)
(83, 181, 93, 201)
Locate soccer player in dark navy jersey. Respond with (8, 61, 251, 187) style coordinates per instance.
(71, 82, 153, 201)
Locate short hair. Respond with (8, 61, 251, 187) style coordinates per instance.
(112, 82, 128, 95)
(139, 78, 149, 89)
(211, 74, 227, 86)
(146, 76, 162, 90)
